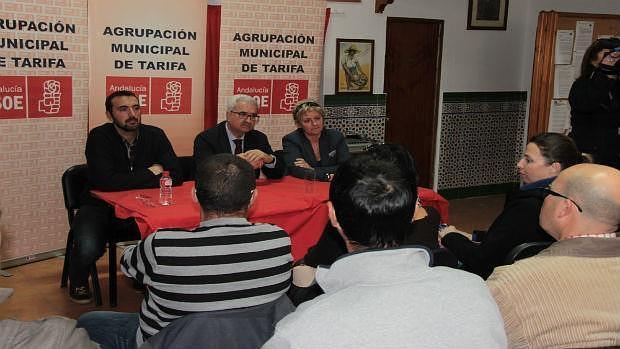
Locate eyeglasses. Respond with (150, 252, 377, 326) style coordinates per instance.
(230, 110, 259, 121)
(541, 185, 583, 212)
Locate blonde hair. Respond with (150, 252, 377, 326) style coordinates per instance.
(292, 100, 325, 124)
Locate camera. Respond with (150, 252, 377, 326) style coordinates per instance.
(597, 37, 620, 75)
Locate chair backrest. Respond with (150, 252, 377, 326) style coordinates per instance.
(504, 241, 553, 265)
(141, 295, 295, 349)
(178, 155, 194, 181)
(61, 164, 88, 224)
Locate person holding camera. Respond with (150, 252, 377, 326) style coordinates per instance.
(568, 38, 620, 169)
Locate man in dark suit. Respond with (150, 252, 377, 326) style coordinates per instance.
(193, 94, 284, 178)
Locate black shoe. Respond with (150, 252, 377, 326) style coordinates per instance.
(69, 284, 92, 304)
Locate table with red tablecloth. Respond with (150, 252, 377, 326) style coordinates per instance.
(92, 176, 449, 260)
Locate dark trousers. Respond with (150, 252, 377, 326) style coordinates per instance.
(77, 311, 139, 349)
(68, 202, 139, 287)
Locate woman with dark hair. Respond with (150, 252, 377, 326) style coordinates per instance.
(568, 38, 620, 169)
(441, 133, 584, 279)
(282, 100, 349, 181)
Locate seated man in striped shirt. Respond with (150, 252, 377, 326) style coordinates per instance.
(76, 153, 293, 349)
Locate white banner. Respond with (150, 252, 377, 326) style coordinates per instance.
(88, 0, 207, 155)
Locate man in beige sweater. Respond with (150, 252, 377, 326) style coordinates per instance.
(487, 163, 620, 348)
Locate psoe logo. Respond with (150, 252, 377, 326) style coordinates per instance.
(160, 81, 182, 112)
(38, 80, 61, 114)
(279, 82, 300, 112)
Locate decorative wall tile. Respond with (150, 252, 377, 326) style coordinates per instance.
(438, 92, 527, 192)
(323, 94, 386, 143)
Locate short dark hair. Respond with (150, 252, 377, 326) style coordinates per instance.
(105, 90, 139, 114)
(529, 132, 583, 170)
(367, 143, 419, 193)
(329, 154, 415, 247)
(194, 153, 256, 214)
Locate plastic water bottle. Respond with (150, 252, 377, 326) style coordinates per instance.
(159, 171, 173, 206)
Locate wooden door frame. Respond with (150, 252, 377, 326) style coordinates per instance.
(385, 17, 443, 187)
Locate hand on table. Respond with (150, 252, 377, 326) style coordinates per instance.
(238, 150, 269, 169)
(294, 158, 312, 169)
(148, 164, 164, 176)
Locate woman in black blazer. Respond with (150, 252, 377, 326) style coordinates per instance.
(282, 100, 349, 181)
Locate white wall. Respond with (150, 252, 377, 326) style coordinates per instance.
(323, 0, 620, 189)
(324, 0, 620, 95)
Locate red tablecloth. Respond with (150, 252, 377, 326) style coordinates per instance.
(92, 176, 331, 260)
(418, 187, 450, 224)
(92, 176, 450, 260)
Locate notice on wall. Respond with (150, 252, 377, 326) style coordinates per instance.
(553, 65, 575, 99)
(554, 30, 574, 65)
(0, 19, 77, 119)
(548, 99, 571, 134)
(88, 0, 206, 155)
(572, 21, 594, 78)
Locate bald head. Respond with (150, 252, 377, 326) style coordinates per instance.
(540, 164, 620, 239)
(563, 164, 620, 225)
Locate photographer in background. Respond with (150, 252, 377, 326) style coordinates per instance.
(568, 37, 620, 169)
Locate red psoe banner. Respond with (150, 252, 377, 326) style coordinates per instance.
(26, 76, 72, 118)
(272, 80, 308, 115)
(106, 76, 150, 114)
(233, 79, 271, 115)
(0, 76, 27, 119)
(151, 77, 192, 114)
(232, 79, 309, 116)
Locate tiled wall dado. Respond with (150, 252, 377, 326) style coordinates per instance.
(438, 92, 527, 198)
(323, 94, 386, 143)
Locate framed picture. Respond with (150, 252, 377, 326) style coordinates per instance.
(467, 0, 509, 30)
(336, 38, 374, 94)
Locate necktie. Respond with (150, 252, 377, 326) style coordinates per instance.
(233, 139, 243, 155)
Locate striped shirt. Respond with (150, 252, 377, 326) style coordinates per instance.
(120, 217, 293, 346)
